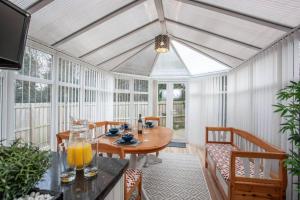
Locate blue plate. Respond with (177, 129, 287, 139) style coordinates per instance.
(105, 131, 120, 137)
(116, 138, 138, 145)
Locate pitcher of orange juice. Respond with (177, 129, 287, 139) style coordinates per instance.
(68, 120, 98, 177)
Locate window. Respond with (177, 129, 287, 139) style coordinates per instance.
(172, 40, 229, 75)
(113, 77, 150, 123)
(58, 58, 81, 131)
(83, 68, 99, 121)
(19, 47, 52, 79)
(114, 78, 131, 122)
(133, 79, 149, 120)
(15, 47, 52, 148)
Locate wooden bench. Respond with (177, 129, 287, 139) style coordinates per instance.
(205, 127, 287, 200)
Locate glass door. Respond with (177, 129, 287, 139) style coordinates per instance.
(157, 82, 186, 142)
(172, 83, 186, 141)
(157, 83, 167, 127)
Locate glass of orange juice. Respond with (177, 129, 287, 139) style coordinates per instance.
(59, 142, 76, 183)
(83, 137, 98, 178)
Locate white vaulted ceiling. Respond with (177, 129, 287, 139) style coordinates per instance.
(9, 0, 300, 76)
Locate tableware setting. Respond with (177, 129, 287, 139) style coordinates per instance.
(114, 133, 140, 146)
(105, 127, 121, 137)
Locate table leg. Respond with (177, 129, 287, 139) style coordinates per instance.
(143, 155, 149, 168)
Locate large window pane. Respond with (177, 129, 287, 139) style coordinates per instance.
(58, 58, 81, 131)
(15, 47, 52, 149)
(58, 86, 80, 131)
(15, 80, 51, 148)
(19, 47, 52, 80)
(114, 78, 150, 123)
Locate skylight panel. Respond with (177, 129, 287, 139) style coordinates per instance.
(172, 40, 229, 75)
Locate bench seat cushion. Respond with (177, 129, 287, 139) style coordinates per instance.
(206, 143, 263, 182)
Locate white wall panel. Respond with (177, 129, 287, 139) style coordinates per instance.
(227, 31, 300, 200)
(188, 74, 227, 146)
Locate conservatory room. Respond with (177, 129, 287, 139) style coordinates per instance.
(0, 0, 300, 200)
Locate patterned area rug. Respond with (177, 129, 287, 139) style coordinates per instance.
(167, 142, 187, 148)
(141, 153, 211, 200)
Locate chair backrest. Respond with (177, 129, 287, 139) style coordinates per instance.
(95, 142, 125, 160)
(94, 121, 106, 137)
(95, 121, 107, 128)
(144, 116, 160, 126)
(105, 121, 125, 132)
(88, 123, 95, 130)
(56, 130, 70, 150)
(56, 124, 94, 146)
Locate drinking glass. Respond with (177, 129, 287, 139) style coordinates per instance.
(83, 138, 98, 178)
(58, 142, 76, 183)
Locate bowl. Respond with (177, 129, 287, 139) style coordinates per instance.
(122, 134, 134, 142)
(109, 128, 119, 134)
(145, 121, 153, 127)
(124, 123, 129, 130)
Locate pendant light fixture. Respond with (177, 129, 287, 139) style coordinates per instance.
(155, 34, 169, 53)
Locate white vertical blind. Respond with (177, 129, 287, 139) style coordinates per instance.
(188, 74, 227, 146)
(0, 39, 115, 150)
(227, 31, 300, 200)
(15, 46, 53, 148)
(113, 75, 151, 124)
(57, 57, 81, 131)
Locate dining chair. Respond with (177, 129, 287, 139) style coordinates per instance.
(96, 143, 142, 200)
(144, 116, 160, 126)
(105, 121, 125, 133)
(94, 121, 107, 137)
(56, 130, 70, 151)
(56, 122, 95, 149)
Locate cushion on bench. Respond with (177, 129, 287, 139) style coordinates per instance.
(206, 143, 263, 182)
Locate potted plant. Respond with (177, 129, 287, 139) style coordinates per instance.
(274, 80, 300, 195)
(0, 139, 57, 199)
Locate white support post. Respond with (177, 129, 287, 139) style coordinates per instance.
(79, 66, 85, 119)
(6, 71, 16, 141)
(1, 71, 8, 143)
(51, 53, 59, 151)
(129, 78, 135, 124)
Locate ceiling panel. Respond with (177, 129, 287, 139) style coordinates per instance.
(115, 45, 157, 76)
(98, 42, 150, 71)
(195, 0, 300, 27)
(151, 45, 190, 76)
(58, 0, 158, 57)
(166, 22, 258, 60)
(9, 0, 38, 9)
(83, 22, 160, 65)
(175, 39, 243, 67)
(28, 0, 133, 45)
(164, 0, 285, 48)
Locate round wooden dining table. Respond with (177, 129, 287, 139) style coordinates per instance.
(98, 126, 173, 168)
